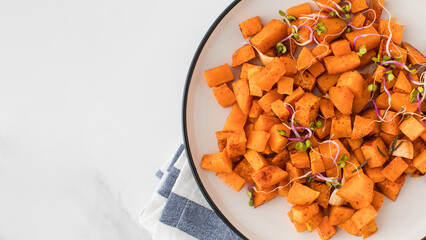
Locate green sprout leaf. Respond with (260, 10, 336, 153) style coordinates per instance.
(279, 10, 286, 17)
(395, 55, 403, 60)
(309, 122, 315, 131)
(288, 14, 297, 21)
(387, 73, 395, 82)
(315, 120, 323, 129)
(346, 27, 352, 33)
(248, 199, 254, 207)
(329, 11, 336, 17)
(345, 13, 351, 19)
(295, 141, 304, 150)
(383, 55, 391, 61)
(357, 45, 367, 57)
(305, 139, 312, 148)
(276, 42, 287, 54)
(410, 89, 418, 103)
(368, 84, 377, 92)
(246, 190, 252, 198)
(326, 181, 332, 188)
(277, 129, 287, 137)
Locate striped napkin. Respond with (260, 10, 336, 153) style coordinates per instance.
(140, 144, 243, 240)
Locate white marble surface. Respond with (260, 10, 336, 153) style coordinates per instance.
(0, 0, 231, 239)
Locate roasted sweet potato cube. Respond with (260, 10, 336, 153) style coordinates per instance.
(290, 149, 310, 169)
(278, 176, 290, 197)
(286, 2, 312, 17)
(329, 86, 354, 115)
(297, 47, 319, 71)
(324, 52, 361, 75)
(244, 149, 269, 171)
(225, 130, 247, 158)
(258, 89, 284, 113)
(393, 71, 412, 94)
(240, 63, 258, 79)
(232, 79, 253, 115)
(319, 98, 335, 119)
(319, 139, 350, 170)
(398, 116, 426, 141)
(350, 205, 377, 230)
(216, 172, 246, 192)
(306, 212, 324, 232)
(252, 165, 288, 190)
(361, 108, 380, 135)
(280, 56, 298, 77)
(361, 219, 378, 239)
(286, 162, 304, 184)
(234, 159, 255, 184)
(246, 130, 269, 152)
(294, 92, 321, 127)
(201, 152, 233, 172)
(331, 39, 352, 57)
(350, 0, 368, 13)
(343, 155, 363, 180)
(232, 45, 256, 67)
(288, 211, 308, 232)
(223, 103, 247, 131)
(247, 65, 264, 97)
(336, 71, 364, 97)
(271, 148, 289, 169)
(378, 19, 404, 45)
(269, 124, 291, 153)
(359, 49, 377, 68)
(366, 0, 385, 21)
(271, 99, 290, 122)
(351, 115, 374, 139)
(257, 58, 287, 91)
(314, 17, 346, 43)
(212, 83, 236, 108)
(248, 99, 263, 120)
(338, 219, 361, 236)
(402, 42, 426, 65)
(413, 149, 426, 174)
(253, 185, 278, 208)
(346, 137, 364, 151)
(376, 174, 406, 201)
(215, 131, 233, 152)
(330, 112, 352, 139)
(315, 118, 332, 139)
(336, 173, 374, 205)
(277, 76, 294, 95)
(254, 114, 281, 132)
(371, 190, 385, 212)
(381, 156, 408, 182)
(204, 64, 234, 88)
(345, 26, 381, 51)
(292, 202, 320, 223)
(239, 16, 263, 39)
(310, 148, 326, 174)
(390, 92, 418, 113)
(363, 166, 385, 183)
(250, 19, 288, 53)
(308, 62, 326, 78)
(284, 86, 305, 105)
(288, 182, 320, 205)
(329, 205, 355, 225)
(310, 182, 331, 209)
(361, 137, 389, 168)
(316, 216, 337, 240)
(294, 71, 316, 92)
(313, 42, 333, 60)
(380, 110, 402, 135)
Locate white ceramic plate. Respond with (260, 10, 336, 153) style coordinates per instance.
(183, 0, 426, 239)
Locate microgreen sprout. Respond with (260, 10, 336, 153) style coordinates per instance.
(315, 120, 323, 129)
(288, 14, 297, 21)
(247, 184, 255, 207)
(315, 22, 327, 35)
(279, 10, 286, 17)
(337, 154, 348, 168)
(308, 175, 315, 183)
(357, 44, 367, 57)
(346, 27, 352, 33)
(332, 179, 342, 189)
(341, 5, 351, 12)
(345, 13, 351, 19)
(276, 42, 287, 54)
(372, 53, 381, 64)
(291, 27, 300, 39)
(295, 139, 311, 152)
(277, 129, 287, 137)
(326, 181, 332, 188)
(309, 122, 315, 131)
(395, 55, 403, 61)
(368, 84, 377, 92)
(387, 72, 395, 82)
(410, 88, 418, 103)
(329, 11, 336, 17)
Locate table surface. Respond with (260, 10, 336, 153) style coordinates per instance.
(0, 0, 231, 239)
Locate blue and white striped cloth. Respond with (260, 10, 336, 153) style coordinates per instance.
(140, 144, 243, 240)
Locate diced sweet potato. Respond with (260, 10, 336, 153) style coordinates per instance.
(313, 42, 333, 60)
(402, 42, 426, 65)
(212, 83, 236, 108)
(258, 88, 284, 113)
(269, 124, 291, 153)
(361, 108, 380, 135)
(246, 130, 270, 152)
(390, 92, 418, 113)
(319, 139, 350, 170)
(343, 155, 363, 180)
(366, 0, 385, 21)
(248, 99, 263, 120)
(398, 116, 426, 141)
(393, 71, 412, 94)
(346, 137, 364, 151)
(350, 205, 377, 230)
(330, 112, 352, 139)
(308, 62, 326, 78)
(271, 148, 289, 168)
(376, 173, 406, 201)
(232, 79, 253, 115)
(223, 103, 247, 131)
(271, 99, 290, 122)
(287, 162, 304, 183)
(234, 159, 255, 184)
(331, 39, 352, 56)
(381, 156, 408, 182)
(252, 165, 288, 190)
(336, 71, 364, 97)
(316, 216, 337, 240)
(310, 148, 326, 174)
(329, 205, 355, 225)
(361, 219, 378, 239)
(291, 202, 320, 223)
(380, 110, 402, 135)
(286, 2, 312, 17)
(278, 176, 291, 197)
(352, 86, 371, 115)
(359, 49, 377, 68)
(318, 99, 335, 120)
(294, 92, 321, 127)
(297, 47, 319, 71)
(232, 45, 256, 67)
(306, 211, 324, 232)
(338, 218, 362, 236)
(378, 19, 404, 45)
(215, 131, 233, 152)
(216, 172, 246, 192)
(315, 118, 332, 139)
(239, 16, 263, 39)
(277, 76, 294, 95)
(294, 71, 317, 92)
(310, 182, 331, 209)
(361, 137, 389, 168)
(240, 63, 258, 79)
(284, 86, 305, 105)
(244, 149, 269, 171)
(324, 52, 361, 75)
(351, 115, 374, 139)
(329, 86, 354, 114)
(336, 173, 374, 206)
(281, 56, 298, 77)
(250, 19, 288, 53)
(225, 130, 247, 158)
(371, 190, 385, 212)
(314, 17, 347, 43)
(288, 211, 308, 232)
(363, 166, 385, 183)
(345, 26, 381, 51)
(413, 149, 426, 174)
(290, 149, 310, 169)
(254, 114, 281, 132)
(204, 64, 234, 88)
(253, 184, 278, 208)
(201, 152, 233, 172)
(257, 57, 287, 91)
(288, 182, 320, 205)
(247, 65, 264, 97)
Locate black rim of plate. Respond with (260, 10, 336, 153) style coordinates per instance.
(181, 0, 247, 239)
